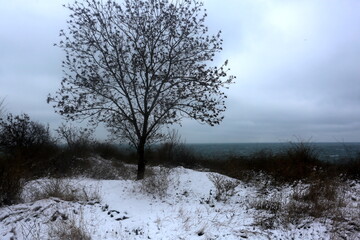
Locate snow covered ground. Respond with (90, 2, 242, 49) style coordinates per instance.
(1, 166, 359, 239)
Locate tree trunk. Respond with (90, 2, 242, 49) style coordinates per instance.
(137, 142, 146, 180)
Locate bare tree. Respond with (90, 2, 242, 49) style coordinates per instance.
(56, 123, 94, 149)
(48, 0, 235, 179)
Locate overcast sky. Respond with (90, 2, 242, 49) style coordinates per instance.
(1, 0, 360, 143)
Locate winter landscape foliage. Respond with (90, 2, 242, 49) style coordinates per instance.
(1, 0, 360, 238)
(0, 114, 359, 239)
(48, 0, 235, 179)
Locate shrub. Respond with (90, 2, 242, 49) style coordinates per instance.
(0, 113, 53, 152)
(0, 113, 59, 179)
(56, 123, 94, 148)
(205, 142, 323, 184)
(140, 167, 177, 199)
(84, 157, 132, 180)
(275, 141, 320, 181)
(285, 141, 319, 164)
(109, 160, 133, 179)
(251, 196, 282, 214)
(288, 177, 345, 219)
(150, 130, 200, 168)
(153, 143, 199, 168)
(170, 143, 200, 168)
(245, 142, 320, 183)
(0, 156, 25, 206)
(25, 178, 101, 203)
(92, 142, 124, 160)
(154, 130, 181, 165)
(336, 154, 360, 179)
(48, 151, 92, 177)
(207, 173, 239, 202)
(55, 123, 95, 158)
(251, 176, 348, 229)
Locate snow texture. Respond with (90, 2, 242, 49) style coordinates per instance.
(1, 166, 359, 239)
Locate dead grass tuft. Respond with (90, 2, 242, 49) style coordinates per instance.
(251, 176, 350, 230)
(140, 167, 178, 199)
(25, 178, 101, 203)
(207, 173, 239, 202)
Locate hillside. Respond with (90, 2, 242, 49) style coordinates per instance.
(1, 162, 359, 240)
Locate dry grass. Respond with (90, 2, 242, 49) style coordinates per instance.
(47, 208, 92, 240)
(291, 177, 346, 218)
(140, 167, 178, 199)
(84, 157, 133, 180)
(251, 194, 283, 214)
(207, 173, 239, 202)
(25, 178, 101, 203)
(251, 176, 350, 230)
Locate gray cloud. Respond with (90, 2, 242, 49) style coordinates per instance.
(1, 0, 360, 142)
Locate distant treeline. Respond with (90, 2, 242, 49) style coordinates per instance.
(0, 112, 359, 206)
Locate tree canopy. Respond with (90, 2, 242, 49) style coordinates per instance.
(49, 0, 235, 179)
(0, 113, 52, 151)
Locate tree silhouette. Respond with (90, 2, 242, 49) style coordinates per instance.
(0, 113, 52, 151)
(48, 0, 235, 179)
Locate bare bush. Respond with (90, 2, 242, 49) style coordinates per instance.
(56, 123, 94, 158)
(111, 160, 135, 180)
(207, 173, 239, 202)
(285, 141, 319, 164)
(0, 157, 25, 206)
(26, 179, 101, 203)
(0, 113, 53, 151)
(251, 197, 282, 214)
(251, 177, 349, 230)
(0, 113, 59, 205)
(140, 167, 178, 199)
(84, 157, 132, 180)
(159, 130, 182, 164)
(152, 130, 199, 168)
(287, 177, 346, 219)
(0, 113, 59, 177)
(92, 142, 125, 160)
(250, 192, 284, 229)
(56, 123, 94, 148)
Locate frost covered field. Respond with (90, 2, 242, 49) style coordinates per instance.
(1, 164, 359, 240)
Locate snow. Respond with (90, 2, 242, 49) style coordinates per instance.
(1, 166, 359, 240)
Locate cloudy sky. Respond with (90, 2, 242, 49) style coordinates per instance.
(1, 0, 360, 143)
